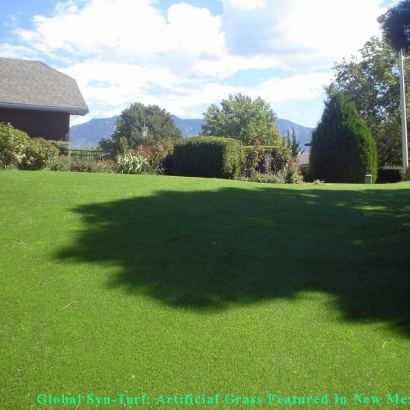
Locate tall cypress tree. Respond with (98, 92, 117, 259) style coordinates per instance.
(310, 92, 378, 183)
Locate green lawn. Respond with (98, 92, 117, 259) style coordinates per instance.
(1, 171, 409, 409)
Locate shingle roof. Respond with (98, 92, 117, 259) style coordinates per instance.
(0, 58, 88, 115)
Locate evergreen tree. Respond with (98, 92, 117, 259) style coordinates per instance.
(328, 37, 409, 165)
(286, 130, 291, 148)
(289, 127, 304, 157)
(310, 92, 378, 183)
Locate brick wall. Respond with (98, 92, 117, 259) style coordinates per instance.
(0, 108, 70, 141)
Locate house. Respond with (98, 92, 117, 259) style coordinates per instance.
(0, 58, 88, 141)
(297, 152, 310, 169)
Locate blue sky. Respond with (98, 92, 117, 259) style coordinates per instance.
(1, 0, 395, 128)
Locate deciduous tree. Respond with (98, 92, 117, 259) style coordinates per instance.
(99, 103, 182, 154)
(201, 94, 282, 146)
(327, 37, 410, 165)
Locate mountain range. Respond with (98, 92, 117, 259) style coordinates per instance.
(69, 115, 313, 152)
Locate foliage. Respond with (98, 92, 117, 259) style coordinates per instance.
(237, 161, 303, 184)
(242, 142, 265, 177)
(158, 152, 174, 175)
(49, 141, 70, 156)
(377, 166, 404, 183)
(328, 37, 409, 165)
(239, 143, 302, 183)
(45, 155, 72, 172)
(0, 124, 59, 170)
(133, 140, 174, 174)
(300, 165, 313, 183)
(19, 138, 59, 170)
(236, 172, 286, 184)
(379, 0, 410, 54)
(173, 136, 243, 179)
(286, 127, 304, 157)
(70, 160, 115, 173)
(270, 146, 293, 174)
(310, 92, 378, 183)
(201, 94, 282, 146)
(281, 160, 304, 184)
(100, 103, 182, 155)
(44, 156, 115, 173)
(115, 152, 150, 174)
(0, 123, 30, 168)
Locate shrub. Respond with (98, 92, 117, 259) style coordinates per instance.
(19, 138, 59, 170)
(270, 146, 293, 174)
(281, 160, 303, 184)
(173, 137, 243, 179)
(377, 166, 403, 183)
(0, 125, 61, 170)
(158, 152, 174, 175)
(301, 166, 313, 182)
(49, 141, 70, 156)
(134, 140, 174, 173)
(242, 143, 265, 177)
(310, 92, 378, 183)
(0, 123, 30, 168)
(45, 155, 72, 172)
(115, 152, 150, 174)
(71, 160, 114, 173)
(45, 157, 115, 173)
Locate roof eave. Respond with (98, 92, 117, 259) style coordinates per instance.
(0, 102, 89, 116)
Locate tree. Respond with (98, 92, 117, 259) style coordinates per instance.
(309, 92, 378, 183)
(379, 0, 410, 54)
(286, 127, 304, 157)
(99, 103, 182, 154)
(378, 0, 410, 175)
(201, 94, 282, 146)
(328, 37, 410, 166)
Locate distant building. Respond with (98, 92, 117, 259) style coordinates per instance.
(0, 58, 88, 141)
(297, 152, 310, 169)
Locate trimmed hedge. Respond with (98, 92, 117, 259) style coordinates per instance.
(173, 137, 243, 178)
(377, 167, 403, 183)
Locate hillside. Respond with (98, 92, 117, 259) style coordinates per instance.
(69, 115, 313, 151)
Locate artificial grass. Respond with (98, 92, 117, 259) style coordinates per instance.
(0, 171, 409, 409)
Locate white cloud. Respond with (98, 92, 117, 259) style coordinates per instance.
(255, 72, 334, 105)
(221, 0, 386, 71)
(0, 0, 388, 125)
(223, 0, 266, 11)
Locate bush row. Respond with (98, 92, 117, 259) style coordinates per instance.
(50, 138, 302, 182)
(0, 123, 303, 183)
(46, 156, 115, 173)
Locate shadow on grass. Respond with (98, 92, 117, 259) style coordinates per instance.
(56, 183, 410, 336)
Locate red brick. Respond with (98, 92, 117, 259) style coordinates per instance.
(0, 108, 70, 141)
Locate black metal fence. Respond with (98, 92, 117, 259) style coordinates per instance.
(70, 149, 111, 162)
